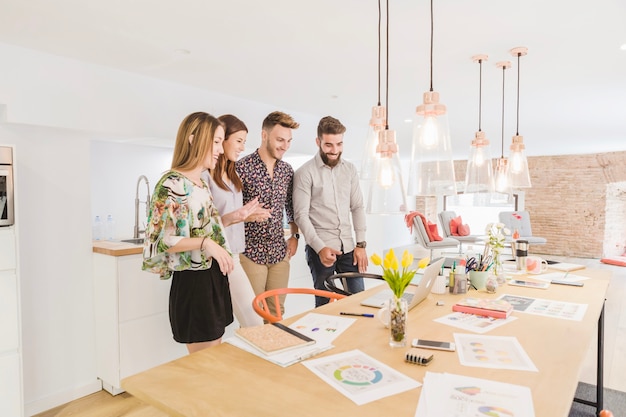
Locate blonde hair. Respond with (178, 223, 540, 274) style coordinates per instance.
(262, 111, 300, 132)
(171, 112, 223, 171)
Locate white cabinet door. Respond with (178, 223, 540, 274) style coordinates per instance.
(0, 271, 19, 352)
(0, 228, 16, 270)
(0, 354, 22, 417)
(117, 255, 171, 323)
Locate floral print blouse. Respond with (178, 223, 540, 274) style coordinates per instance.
(236, 150, 294, 265)
(142, 170, 229, 280)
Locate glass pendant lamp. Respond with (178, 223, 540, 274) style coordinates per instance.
(507, 47, 532, 188)
(366, 0, 407, 215)
(407, 0, 456, 197)
(494, 61, 512, 194)
(464, 54, 494, 194)
(360, 0, 386, 183)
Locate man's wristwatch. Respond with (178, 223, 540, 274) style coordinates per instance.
(356, 241, 366, 249)
(291, 233, 300, 240)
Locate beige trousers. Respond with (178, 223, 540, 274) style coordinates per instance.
(239, 254, 290, 319)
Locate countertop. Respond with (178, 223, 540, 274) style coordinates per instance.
(92, 240, 143, 256)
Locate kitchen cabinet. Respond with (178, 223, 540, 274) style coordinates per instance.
(0, 226, 22, 417)
(93, 249, 186, 394)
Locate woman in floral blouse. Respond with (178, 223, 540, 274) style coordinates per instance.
(142, 112, 234, 353)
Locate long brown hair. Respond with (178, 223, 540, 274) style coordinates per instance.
(211, 114, 247, 191)
(171, 112, 222, 171)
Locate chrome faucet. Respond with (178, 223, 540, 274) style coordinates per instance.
(134, 175, 151, 239)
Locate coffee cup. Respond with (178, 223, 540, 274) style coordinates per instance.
(377, 307, 390, 328)
(526, 256, 548, 274)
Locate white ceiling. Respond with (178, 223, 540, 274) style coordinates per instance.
(0, 0, 625, 160)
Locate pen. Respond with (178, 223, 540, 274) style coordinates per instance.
(340, 312, 374, 317)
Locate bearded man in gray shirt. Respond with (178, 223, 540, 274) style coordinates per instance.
(293, 116, 368, 306)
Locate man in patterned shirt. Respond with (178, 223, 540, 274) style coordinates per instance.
(236, 111, 300, 317)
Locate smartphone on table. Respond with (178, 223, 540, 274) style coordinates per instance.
(412, 338, 456, 351)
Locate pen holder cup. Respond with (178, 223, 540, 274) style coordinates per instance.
(431, 275, 447, 294)
(469, 271, 489, 291)
(452, 272, 467, 294)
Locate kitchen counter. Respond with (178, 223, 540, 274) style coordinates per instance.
(92, 240, 143, 256)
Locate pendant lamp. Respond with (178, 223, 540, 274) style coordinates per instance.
(407, 0, 456, 197)
(366, 0, 407, 215)
(360, 0, 385, 183)
(494, 61, 512, 194)
(507, 47, 532, 188)
(464, 54, 494, 194)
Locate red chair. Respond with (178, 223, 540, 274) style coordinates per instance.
(252, 288, 346, 323)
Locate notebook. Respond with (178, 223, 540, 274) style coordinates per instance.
(549, 262, 586, 272)
(235, 322, 315, 356)
(360, 258, 445, 309)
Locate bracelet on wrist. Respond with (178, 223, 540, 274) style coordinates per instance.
(200, 236, 208, 251)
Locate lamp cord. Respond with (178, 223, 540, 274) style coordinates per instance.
(516, 52, 521, 136)
(377, 0, 381, 106)
(478, 59, 483, 132)
(501, 64, 506, 158)
(429, 0, 434, 92)
(385, 0, 390, 129)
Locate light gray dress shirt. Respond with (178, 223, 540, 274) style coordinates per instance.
(293, 152, 366, 254)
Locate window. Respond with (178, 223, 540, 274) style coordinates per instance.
(443, 193, 519, 235)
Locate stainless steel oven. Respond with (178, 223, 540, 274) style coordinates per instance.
(0, 146, 14, 226)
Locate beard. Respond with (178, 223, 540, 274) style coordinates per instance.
(320, 148, 342, 167)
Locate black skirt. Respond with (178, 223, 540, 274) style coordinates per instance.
(169, 262, 233, 344)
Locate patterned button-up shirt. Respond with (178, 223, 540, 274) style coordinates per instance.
(236, 150, 295, 264)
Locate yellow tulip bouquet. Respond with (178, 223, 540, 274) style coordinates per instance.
(371, 249, 429, 346)
(370, 249, 429, 299)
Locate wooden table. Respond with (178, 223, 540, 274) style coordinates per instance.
(123, 268, 610, 417)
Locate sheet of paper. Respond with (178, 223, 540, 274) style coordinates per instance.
(498, 293, 588, 321)
(434, 311, 517, 334)
(225, 336, 334, 367)
(415, 371, 535, 417)
(225, 312, 356, 367)
(530, 272, 589, 283)
(288, 312, 357, 345)
(453, 333, 538, 371)
(302, 349, 421, 405)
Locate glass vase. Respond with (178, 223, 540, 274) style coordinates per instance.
(492, 250, 505, 284)
(388, 296, 408, 347)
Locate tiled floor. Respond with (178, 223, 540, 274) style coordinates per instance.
(274, 249, 626, 392)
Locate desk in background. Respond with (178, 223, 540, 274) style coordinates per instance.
(123, 268, 610, 417)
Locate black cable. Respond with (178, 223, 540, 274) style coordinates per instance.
(516, 52, 521, 136)
(501, 64, 506, 158)
(377, 0, 381, 106)
(429, 0, 434, 92)
(385, 0, 390, 129)
(478, 59, 483, 132)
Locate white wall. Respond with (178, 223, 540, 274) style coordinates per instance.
(0, 42, 319, 415)
(0, 41, 412, 415)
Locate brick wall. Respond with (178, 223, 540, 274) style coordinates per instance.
(417, 151, 626, 259)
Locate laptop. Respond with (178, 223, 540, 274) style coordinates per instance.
(360, 257, 446, 309)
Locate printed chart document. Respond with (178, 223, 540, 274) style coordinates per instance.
(435, 311, 517, 334)
(453, 333, 538, 372)
(302, 349, 421, 405)
(226, 313, 356, 367)
(415, 371, 535, 417)
(498, 293, 588, 321)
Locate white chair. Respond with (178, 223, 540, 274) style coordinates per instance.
(498, 211, 547, 245)
(438, 210, 481, 255)
(411, 215, 459, 259)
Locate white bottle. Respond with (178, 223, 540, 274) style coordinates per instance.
(105, 214, 115, 241)
(93, 216, 103, 241)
